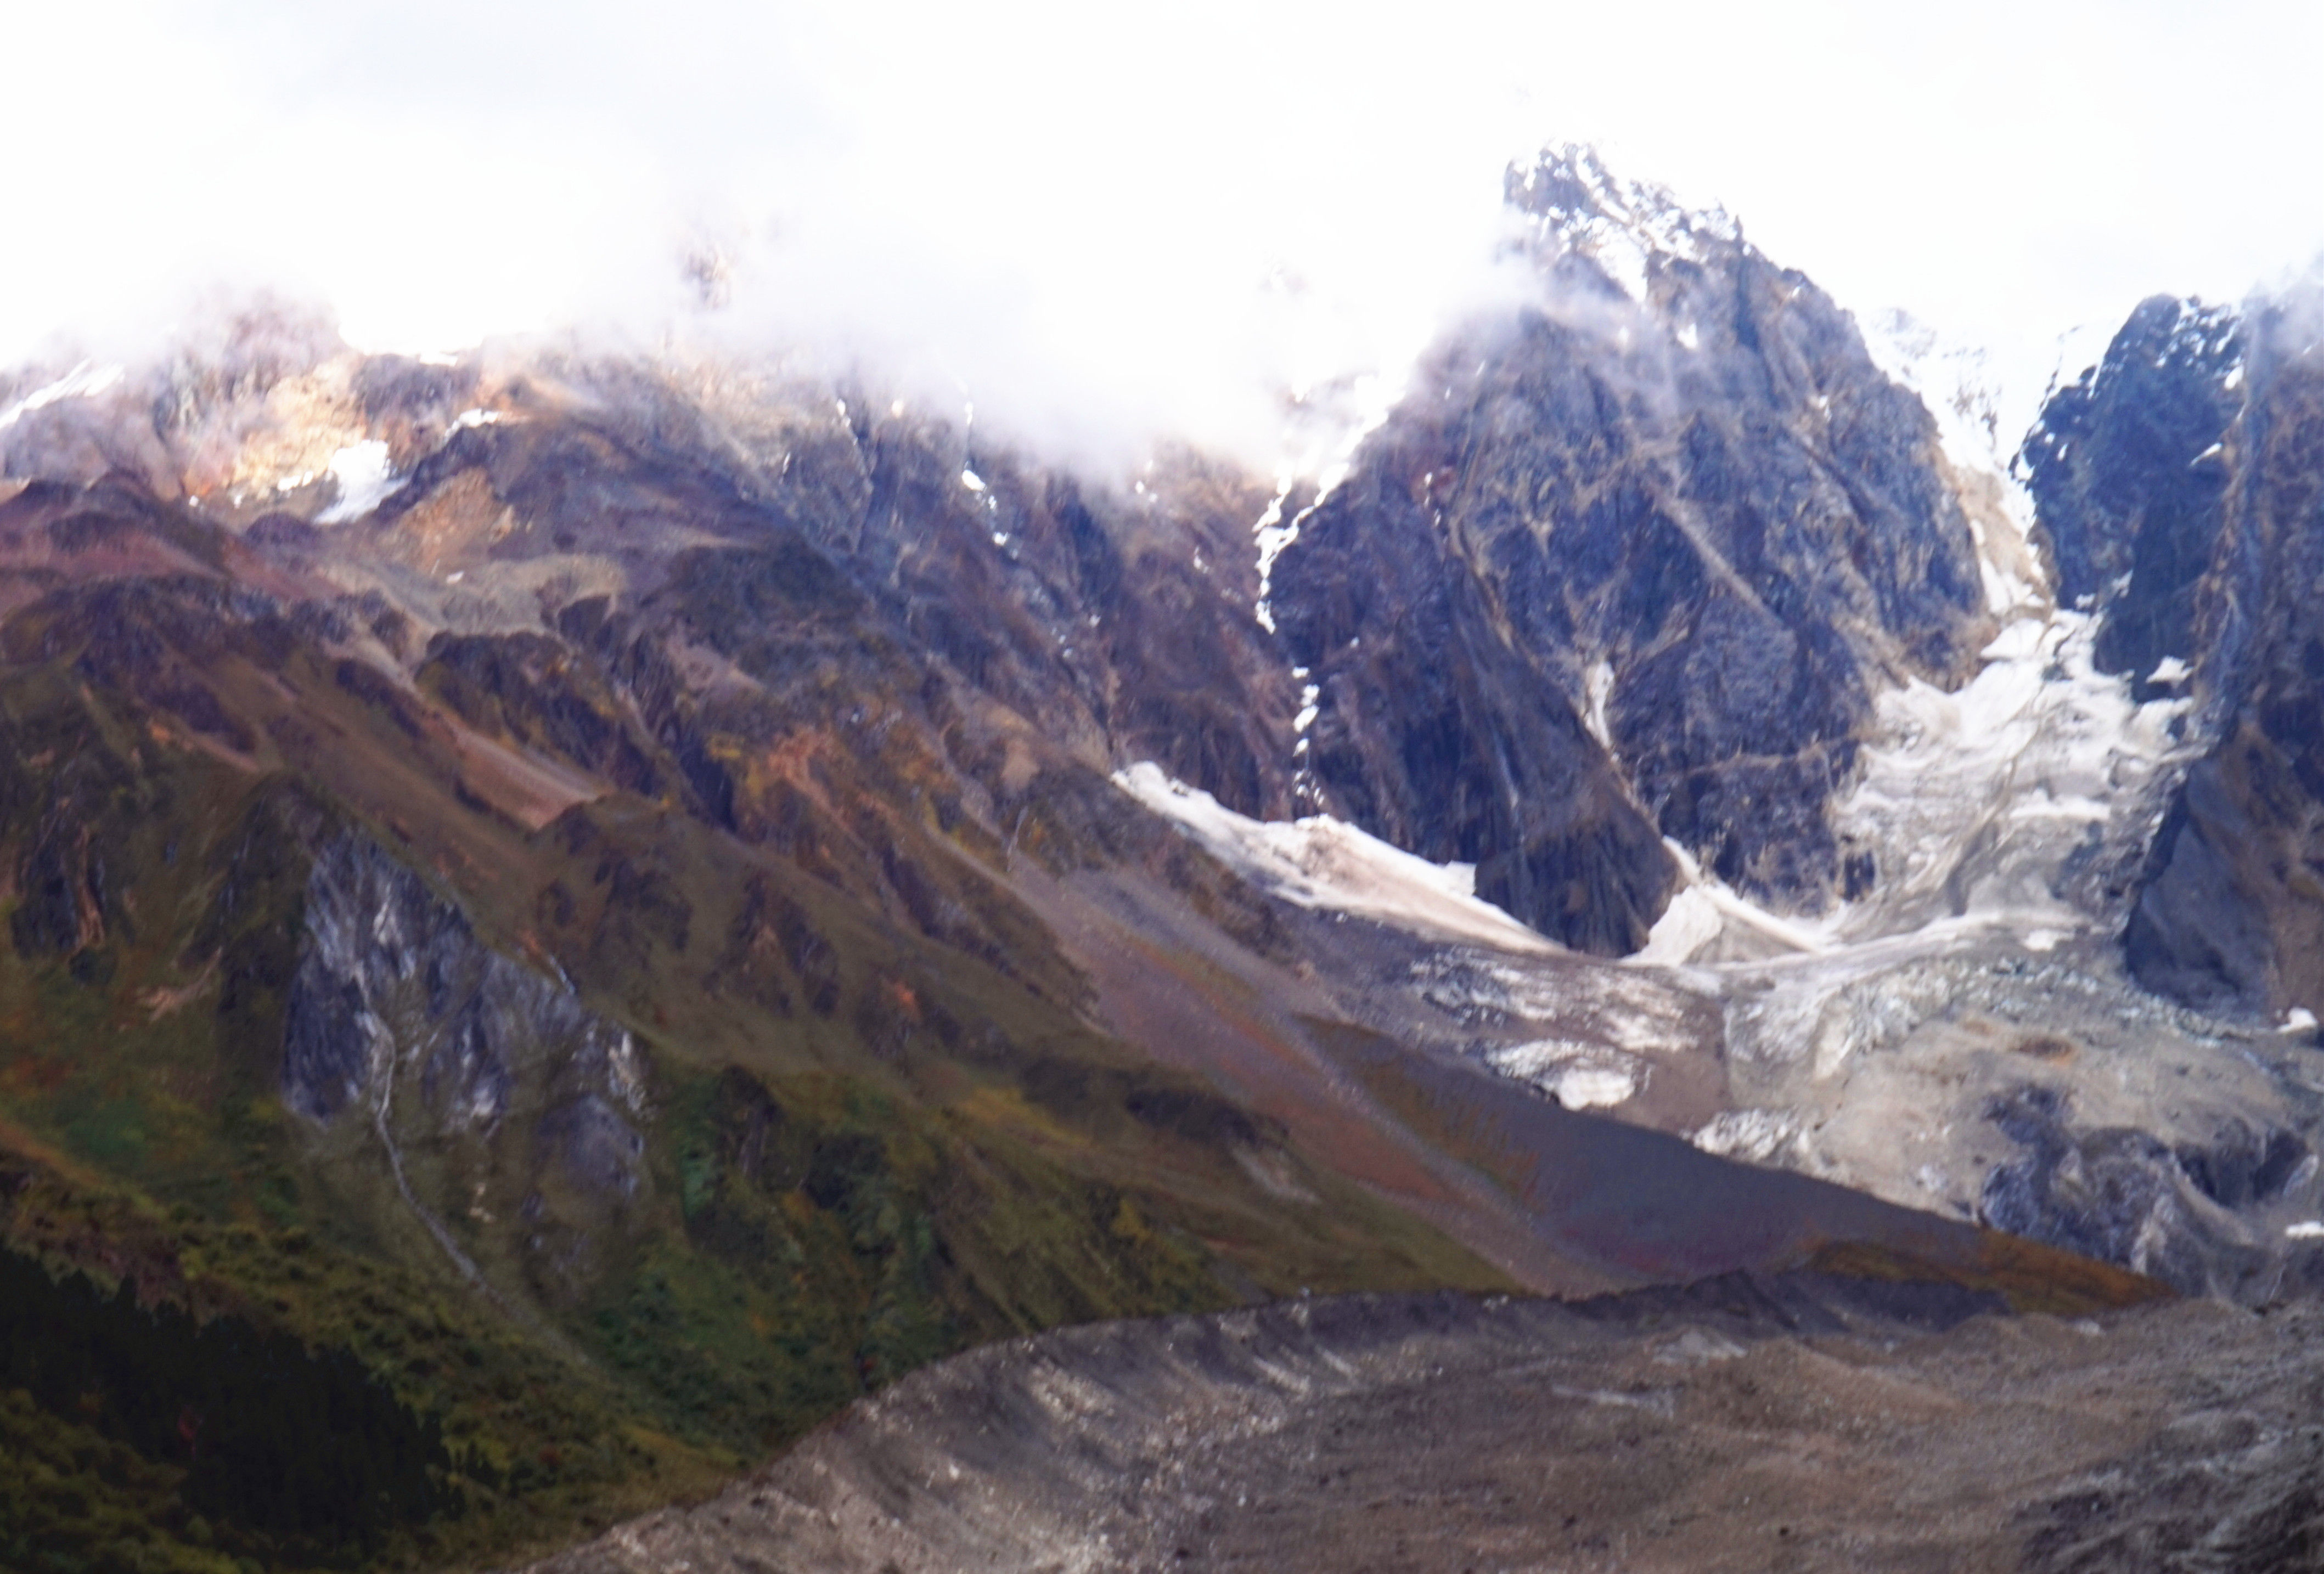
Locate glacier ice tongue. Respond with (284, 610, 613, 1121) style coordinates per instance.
(1830, 609, 2197, 948)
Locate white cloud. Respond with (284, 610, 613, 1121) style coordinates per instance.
(7, 0, 2324, 471)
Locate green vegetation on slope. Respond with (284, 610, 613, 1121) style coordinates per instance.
(0, 1242, 453, 1566)
(0, 549, 1513, 1572)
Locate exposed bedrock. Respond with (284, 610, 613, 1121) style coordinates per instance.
(2, 166, 1998, 966)
(2023, 295, 2246, 695)
(1976, 1085, 2300, 1300)
(1271, 149, 1987, 946)
(284, 830, 651, 1296)
(2030, 294, 2324, 1021)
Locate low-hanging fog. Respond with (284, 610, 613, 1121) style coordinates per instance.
(9, 0, 2324, 475)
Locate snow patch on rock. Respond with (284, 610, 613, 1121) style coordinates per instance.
(314, 439, 405, 524)
(0, 360, 124, 433)
(1483, 1040, 1639, 1108)
(1692, 1109, 1804, 1164)
(1860, 309, 2045, 617)
(1115, 762, 1551, 954)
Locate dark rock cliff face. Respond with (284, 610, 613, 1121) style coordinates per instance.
(1, 167, 1994, 963)
(2022, 295, 2246, 696)
(2198, 328, 2324, 1022)
(1269, 150, 1988, 942)
(2132, 337, 2324, 1019)
(1264, 395, 1680, 954)
(2029, 294, 2324, 1020)
(1976, 1085, 2281, 1299)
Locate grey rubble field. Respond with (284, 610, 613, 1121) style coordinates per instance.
(527, 1273, 2319, 1574)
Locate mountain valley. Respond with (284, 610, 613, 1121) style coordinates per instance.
(3, 146, 2324, 1571)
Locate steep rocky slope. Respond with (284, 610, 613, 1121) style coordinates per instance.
(1268, 150, 1990, 948)
(2025, 293, 2324, 1024)
(1073, 258, 2324, 1306)
(7, 148, 2322, 1573)
(0, 371, 1513, 1571)
(0, 245, 2068, 1569)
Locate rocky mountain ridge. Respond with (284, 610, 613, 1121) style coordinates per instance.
(4, 145, 2324, 1571)
(1269, 148, 1992, 950)
(2023, 292, 2324, 1024)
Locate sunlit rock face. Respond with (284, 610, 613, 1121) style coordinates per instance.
(1268, 149, 1989, 947)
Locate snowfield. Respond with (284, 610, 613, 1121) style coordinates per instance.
(1113, 761, 1553, 955)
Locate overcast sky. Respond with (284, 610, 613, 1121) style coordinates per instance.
(9, 0, 2323, 467)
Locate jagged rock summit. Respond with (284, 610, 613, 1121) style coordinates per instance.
(1266, 146, 1993, 951)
